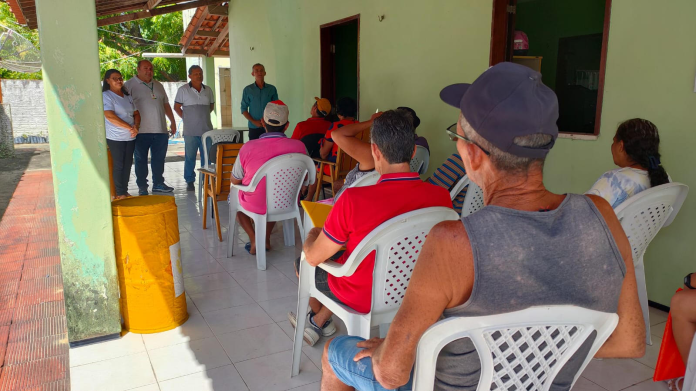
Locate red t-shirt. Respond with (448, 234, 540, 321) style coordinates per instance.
(321, 118, 357, 175)
(322, 172, 453, 313)
(290, 117, 332, 140)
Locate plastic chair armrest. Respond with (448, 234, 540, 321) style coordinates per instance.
(317, 259, 357, 278)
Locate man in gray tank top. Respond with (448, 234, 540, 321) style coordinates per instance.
(320, 62, 645, 391)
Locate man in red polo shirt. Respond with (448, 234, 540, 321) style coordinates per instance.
(288, 110, 452, 346)
(290, 97, 332, 140)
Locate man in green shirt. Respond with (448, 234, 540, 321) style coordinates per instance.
(241, 63, 278, 140)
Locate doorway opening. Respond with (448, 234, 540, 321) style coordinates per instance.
(490, 0, 611, 136)
(320, 15, 359, 118)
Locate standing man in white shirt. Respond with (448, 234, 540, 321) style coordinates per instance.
(124, 60, 178, 196)
(174, 65, 215, 191)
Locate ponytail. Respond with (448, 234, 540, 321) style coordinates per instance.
(615, 118, 669, 187)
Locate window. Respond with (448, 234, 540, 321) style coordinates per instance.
(490, 0, 612, 137)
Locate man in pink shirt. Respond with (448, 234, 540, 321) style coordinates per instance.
(231, 100, 307, 254)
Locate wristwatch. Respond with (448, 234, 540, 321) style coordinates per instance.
(685, 273, 694, 289)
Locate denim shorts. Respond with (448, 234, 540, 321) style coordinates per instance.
(328, 335, 413, 391)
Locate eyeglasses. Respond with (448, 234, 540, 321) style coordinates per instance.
(111, 77, 124, 81)
(446, 123, 490, 156)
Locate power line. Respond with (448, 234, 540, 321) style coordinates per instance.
(100, 45, 156, 65)
(98, 28, 180, 47)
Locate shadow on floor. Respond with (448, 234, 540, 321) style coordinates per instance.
(0, 145, 51, 221)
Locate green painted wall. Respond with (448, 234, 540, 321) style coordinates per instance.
(228, 0, 695, 306)
(515, 0, 605, 89)
(544, 0, 696, 306)
(36, 0, 121, 342)
(228, 0, 493, 180)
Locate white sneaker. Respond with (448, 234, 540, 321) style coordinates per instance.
(287, 311, 336, 346)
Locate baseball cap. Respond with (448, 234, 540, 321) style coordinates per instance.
(314, 97, 332, 116)
(440, 62, 558, 158)
(264, 100, 289, 125)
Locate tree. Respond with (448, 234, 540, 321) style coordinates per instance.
(0, 2, 186, 81)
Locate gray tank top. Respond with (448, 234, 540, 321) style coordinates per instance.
(435, 194, 625, 391)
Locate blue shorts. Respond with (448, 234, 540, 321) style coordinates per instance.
(327, 336, 413, 391)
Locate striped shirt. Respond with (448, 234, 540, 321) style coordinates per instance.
(427, 153, 468, 215)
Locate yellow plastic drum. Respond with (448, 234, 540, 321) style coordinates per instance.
(112, 196, 188, 333)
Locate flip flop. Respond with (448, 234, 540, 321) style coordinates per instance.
(244, 242, 253, 255)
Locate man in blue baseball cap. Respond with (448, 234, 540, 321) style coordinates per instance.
(318, 62, 644, 391)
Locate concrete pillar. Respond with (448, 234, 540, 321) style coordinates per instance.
(203, 57, 217, 126)
(35, 0, 121, 345)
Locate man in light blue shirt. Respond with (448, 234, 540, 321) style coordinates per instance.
(241, 63, 278, 140)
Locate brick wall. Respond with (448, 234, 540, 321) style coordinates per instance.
(1, 79, 185, 141)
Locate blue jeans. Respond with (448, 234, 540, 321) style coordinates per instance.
(328, 336, 413, 391)
(134, 133, 168, 189)
(184, 136, 205, 183)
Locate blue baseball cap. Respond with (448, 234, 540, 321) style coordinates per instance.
(440, 62, 559, 158)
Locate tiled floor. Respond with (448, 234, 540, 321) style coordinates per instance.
(64, 160, 672, 391)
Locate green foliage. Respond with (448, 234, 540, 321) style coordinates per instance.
(0, 2, 186, 81)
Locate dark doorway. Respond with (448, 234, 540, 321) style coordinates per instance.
(489, 0, 611, 136)
(320, 15, 359, 116)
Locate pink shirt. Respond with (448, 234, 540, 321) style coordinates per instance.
(231, 132, 307, 214)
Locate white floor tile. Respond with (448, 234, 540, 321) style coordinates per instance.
(258, 296, 302, 323)
(217, 254, 263, 273)
(182, 257, 227, 278)
(70, 352, 156, 391)
(158, 365, 249, 391)
(189, 286, 256, 314)
(235, 350, 321, 391)
(142, 312, 214, 351)
(649, 307, 669, 326)
(237, 274, 299, 302)
(635, 334, 662, 369)
(184, 272, 241, 294)
(621, 379, 670, 391)
(651, 322, 667, 339)
(272, 262, 300, 284)
(572, 378, 606, 391)
(217, 323, 293, 363)
(202, 303, 275, 336)
(148, 337, 232, 381)
(69, 332, 145, 367)
(581, 358, 654, 391)
(230, 267, 288, 285)
(127, 385, 161, 391)
(287, 383, 320, 391)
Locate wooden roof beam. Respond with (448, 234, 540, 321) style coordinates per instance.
(96, 0, 223, 27)
(206, 21, 229, 57)
(186, 49, 228, 57)
(147, 0, 163, 9)
(181, 7, 209, 53)
(195, 30, 219, 38)
(207, 5, 228, 16)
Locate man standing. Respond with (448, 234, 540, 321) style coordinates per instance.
(174, 65, 215, 191)
(241, 63, 278, 140)
(124, 60, 177, 196)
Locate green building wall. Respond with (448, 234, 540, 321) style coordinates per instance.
(228, 0, 696, 306)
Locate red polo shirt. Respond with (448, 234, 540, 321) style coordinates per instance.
(322, 172, 453, 313)
(321, 118, 357, 175)
(290, 117, 332, 140)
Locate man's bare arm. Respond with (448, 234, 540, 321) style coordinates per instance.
(332, 116, 377, 170)
(587, 195, 646, 358)
(303, 227, 343, 267)
(173, 102, 183, 118)
(361, 221, 474, 389)
(242, 111, 262, 128)
(319, 140, 333, 160)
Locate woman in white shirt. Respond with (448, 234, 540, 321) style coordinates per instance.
(102, 69, 140, 200)
(587, 118, 670, 209)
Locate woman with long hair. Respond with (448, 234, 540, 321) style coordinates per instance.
(102, 69, 140, 200)
(587, 118, 670, 208)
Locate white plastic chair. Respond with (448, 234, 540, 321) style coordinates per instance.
(334, 170, 380, 203)
(450, 175, 485, 217)
(613, 182, 688, 345)
(412, 306, 619, 391)
(227, 153, 316, 270)
(684, 331, 696, 391)
(198, 129, 241, 203)
(410, 145, 430, 175)
(291, 207, 460, 376)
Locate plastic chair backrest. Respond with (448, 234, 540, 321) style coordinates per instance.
(459, 179, 484, 217)
(202, 129, 241, 168)
(613, 182, 688, 262)
(334, 170, 380, 202)
(413, 306, 619, 391)
(410, 145, 430, 175)
(214, 143, 243, 196)
(244, 153, 316, 216)
(331, 207, 459, 315)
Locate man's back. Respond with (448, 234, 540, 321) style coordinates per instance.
(291, 117, 332, 140)
(322, 172, 452, 313)
(435, 194, 625, 390)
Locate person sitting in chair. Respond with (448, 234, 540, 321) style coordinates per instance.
(288, 110, 452, 346)
(230, 100, 307, 255)
(586, 118, 670, 209)
(320, 62, 645, 391)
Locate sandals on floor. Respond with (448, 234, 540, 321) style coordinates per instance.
(667, 377, 684, 391)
